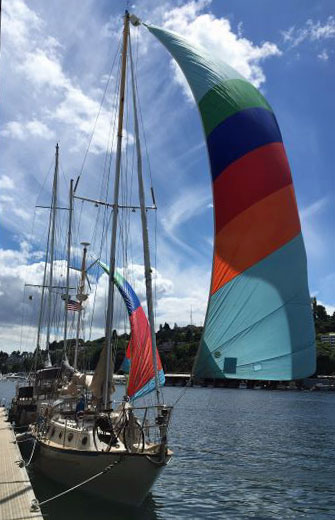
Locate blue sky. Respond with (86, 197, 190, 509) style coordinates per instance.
(0, 0, 334, 352)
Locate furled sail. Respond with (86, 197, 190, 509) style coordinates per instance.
(99, 262, 165, 399)
(146, 24, 316, 380)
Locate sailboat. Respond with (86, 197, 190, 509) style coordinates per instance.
(9, 144, 71, 427)
(28, 10, 315, 507)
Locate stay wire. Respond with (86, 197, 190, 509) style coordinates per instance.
(75, 33, 122, 193)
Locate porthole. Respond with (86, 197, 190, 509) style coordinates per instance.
(59, 431, 63, 439)
(51, 427, 55, 437)
(81, 436, 88, 446)
(67, 433, 73, 442)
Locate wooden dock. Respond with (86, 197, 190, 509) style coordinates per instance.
(0, 407, 44, 520)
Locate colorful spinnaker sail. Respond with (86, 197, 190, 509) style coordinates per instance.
(147, 25, 316, 380)
(98, 262, 165, 399)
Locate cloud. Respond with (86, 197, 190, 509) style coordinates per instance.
(2, 0, 131, 154)
(282, 16, 335, 48)
(159, 0, 281, 98)
(1, 120, 55, 140)
(300, 197, 329, 260)
(0, 175, 15, 190)
(318, 301, 335, 315)
(300, 197, 328, 220)
(161, 184, 211, 254)
(318, 49, 329, 61)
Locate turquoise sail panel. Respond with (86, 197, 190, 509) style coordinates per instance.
(147, 24, 316, 380)
(195, 235, 315, 380)
(146, 24, 244, 103)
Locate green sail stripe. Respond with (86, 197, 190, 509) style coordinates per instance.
(199, 78, 273, 137)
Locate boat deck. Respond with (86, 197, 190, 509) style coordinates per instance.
(0, 406, 44, 520)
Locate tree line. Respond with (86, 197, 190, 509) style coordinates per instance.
(1, 302, 335, 376)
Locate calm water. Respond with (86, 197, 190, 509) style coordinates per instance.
(1, 379, 335, 519)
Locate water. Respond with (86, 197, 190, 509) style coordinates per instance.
(1, 379, 335, 519)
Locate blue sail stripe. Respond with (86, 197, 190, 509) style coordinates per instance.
(130, 369, 165, 401)
(115, 279, 140, 316)
(207, 107, 282, 181)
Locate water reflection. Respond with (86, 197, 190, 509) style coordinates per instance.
(29, 467, 161, 520)
(1, 381, 335, 519)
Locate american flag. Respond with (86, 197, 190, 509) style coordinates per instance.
(67, 299, 82, 312)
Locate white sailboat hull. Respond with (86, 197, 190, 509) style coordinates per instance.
(34, 440, 170, 506)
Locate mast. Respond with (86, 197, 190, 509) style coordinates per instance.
(74, 242, 89, 370)
(103, 11, 130, 408)
(129, 32, 161, 403)
(63, 179, 73, 363)
(34, 223, 51, 372)
(45, 143, 59, 366)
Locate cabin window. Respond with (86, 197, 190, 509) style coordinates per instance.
(59, 431, 63, 439)
(81, 436, 88, 446)
(51, 427, 55, 437)
(68, 433, 73, 442)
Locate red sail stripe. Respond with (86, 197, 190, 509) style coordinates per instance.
(127, 306, 162, 398)
(213, 143, 292, 234)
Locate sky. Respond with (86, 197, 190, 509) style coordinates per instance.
(0, 0, 334, 353)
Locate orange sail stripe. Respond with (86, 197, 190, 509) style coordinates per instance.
(211, 185, 301, 294)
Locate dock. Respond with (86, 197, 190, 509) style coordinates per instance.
(0, 407, 44, 520)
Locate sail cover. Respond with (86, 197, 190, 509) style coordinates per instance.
(99, 262, 165, 399)
(146, 24, 316, 380)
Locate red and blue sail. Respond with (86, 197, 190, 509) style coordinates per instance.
(99, 262, 165, 399)
(146, 25, 316, 380)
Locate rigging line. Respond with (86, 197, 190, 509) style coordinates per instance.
(90, 59, 121, 250)
(133, 52, 154, 190)
(34, 157, 55, 208)
(98, 52, 122, 203)
(74, 34, 122, 193)
(132, 31, 158, 333)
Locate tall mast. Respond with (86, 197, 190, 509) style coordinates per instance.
(74, 242, 89, 370)
(34, 222, 51, 372)
(63, 179, 73, 363)
(103, 11, 130, 408)
(45, 143, 59, 366)
(129, 33, 161, 403)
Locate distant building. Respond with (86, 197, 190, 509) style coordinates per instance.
(321, 333, 335, 346)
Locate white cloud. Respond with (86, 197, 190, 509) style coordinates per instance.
(0, 175, 15, 190)
(1, 120, 55, 140)
(19, 49, 69, 89)
(161, 184, 211, 254)
(2, 0, 130, 153)
(318, 49, 329, 61)
(300, 197, 328, 220)
(2, 0, 42, 51)
(282, 16, 335, 47)
(300, 197, 329, 260)
(318, 301, 335, 315)
(160, 0, 281, 98)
